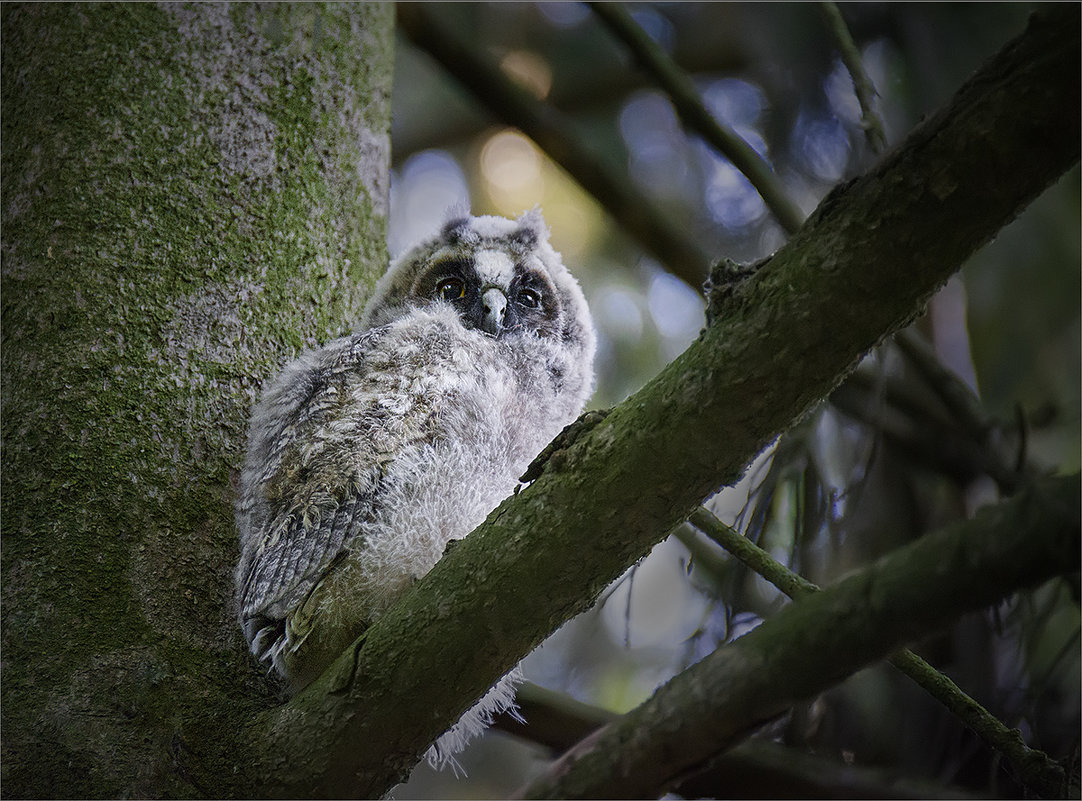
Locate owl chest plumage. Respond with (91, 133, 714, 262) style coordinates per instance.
(343, 308, 568, 601)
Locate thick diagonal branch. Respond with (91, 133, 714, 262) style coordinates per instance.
(244, 8, 1079, 797)
(499, 683, 983, 799)
(685, 507, 1068, 798)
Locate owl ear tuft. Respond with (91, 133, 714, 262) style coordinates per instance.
(442, 216, 476, 246)
(513, 208, 549, 249)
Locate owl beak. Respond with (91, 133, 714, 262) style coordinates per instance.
(480, 287, 507, 336)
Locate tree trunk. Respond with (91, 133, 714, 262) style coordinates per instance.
(1, 4, 392, 797)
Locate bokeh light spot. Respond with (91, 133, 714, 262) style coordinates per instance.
(499, 50, 552, 100)
(596, 284, 645, 343)
(648, 270, 704, 345)
(388, 150, 469, 256)
(480, 129, 544, 211)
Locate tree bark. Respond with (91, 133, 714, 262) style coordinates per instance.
(1, 4, 392, 798)
(245, 6, 1080, 798)
(498, 684, 984, 798)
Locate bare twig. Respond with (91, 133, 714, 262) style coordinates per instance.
(688, 506, 1069, 800)
(589, 2, 806, 234)
(393, 37, 750, 162)
(494, 681, 617, 751)
(830, 370, 1018, 492)
(807, 327, 1030, 499)
(894, 330, 991, 443)
(818, 1, 888, 153)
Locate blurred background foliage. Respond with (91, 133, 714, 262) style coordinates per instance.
(387, 3, 1079, 797)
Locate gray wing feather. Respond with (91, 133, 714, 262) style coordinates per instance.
(238, 332, 386, 633)
(242, 474, 376, 619)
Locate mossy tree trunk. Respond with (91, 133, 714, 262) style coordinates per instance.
(1, 4, 392, 797)
(2, 4, 1079, 800)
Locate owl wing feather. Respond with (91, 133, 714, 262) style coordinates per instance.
(239, 333, 389, 642)
(241, 478, 378, 657)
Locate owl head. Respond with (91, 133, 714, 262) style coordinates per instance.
(361, 210, 594, 363)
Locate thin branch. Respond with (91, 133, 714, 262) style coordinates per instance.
(499, 683, 984, 799)
(517, 475, 1079, 799)
(895, 333, 985, 433)
(830, 332, 1028, 495)
(818, 1, 888, 153)
(672, 522, 735, 583)
(676, 738, 987, 800)
(392, 30, 751, 162)
(688, 506, 1069, 799)
(689, 509, 819, 599)
(894, 331, 1000, 447)
(494, 681, 617, 751)
(830, 373, 1008, 491)
(397, 3, 712, 289)
(589, 2, 806, 235)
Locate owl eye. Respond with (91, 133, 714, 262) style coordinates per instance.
(517, 287, 542, 309)
(436, 277, 466, 301)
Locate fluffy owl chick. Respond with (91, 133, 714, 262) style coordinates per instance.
(235, 210, 595, 765)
